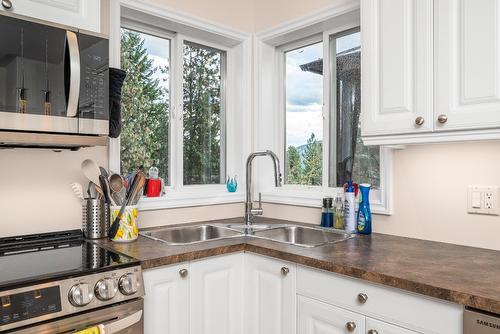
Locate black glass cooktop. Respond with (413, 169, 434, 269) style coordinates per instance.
(0, 230, 139, 291)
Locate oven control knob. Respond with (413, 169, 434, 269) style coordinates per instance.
(95, 278, 118, 301)
(119, 273, 139, 295)
(68, 283, 94, 307)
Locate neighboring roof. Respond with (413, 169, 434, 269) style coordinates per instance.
(299, 46, 361, 75)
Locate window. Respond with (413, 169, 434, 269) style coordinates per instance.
(285, 41, 323, 186)
(183, 42, 226, 185)
(120, 28, 170, 182)
(276, 26, 385, 208)
(330, 29, 380, 188)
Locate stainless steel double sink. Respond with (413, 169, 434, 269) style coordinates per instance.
(141, 223, 354, 248)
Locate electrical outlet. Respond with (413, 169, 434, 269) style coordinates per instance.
(468, 186, 499, 215)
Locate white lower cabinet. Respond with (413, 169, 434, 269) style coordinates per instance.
(298, 295, 365, 334)
(366, 317, 419, 334)
(244, 253, 296, 334)
(190, 253, 244, 334)
(143, 263, 189, 334)
(143, 253, 463, 334)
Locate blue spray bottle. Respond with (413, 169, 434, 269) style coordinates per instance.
(356, 183, 372, 234)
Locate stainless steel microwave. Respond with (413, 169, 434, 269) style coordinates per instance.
(0, 12, 109, 147)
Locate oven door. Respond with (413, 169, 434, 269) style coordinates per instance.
(0, 13, 79, 134)
(10, 298, 143, 334)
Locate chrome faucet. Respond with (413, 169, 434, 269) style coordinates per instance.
(245, 150, 282, 225)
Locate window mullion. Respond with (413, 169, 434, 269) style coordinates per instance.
(172, 34, 185, 191)
(322, 31, 331, 191)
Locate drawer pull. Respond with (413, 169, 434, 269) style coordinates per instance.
(281, 267, 290, 276)
(179, 269, 188, 278)
(1, 0, 12, 9)
(415, 116, 424, 126)
(346, 321, 356, 332)
(437, 114, 448, 124)
(368, 330, 379, 334)
(357, 293, 368, 304)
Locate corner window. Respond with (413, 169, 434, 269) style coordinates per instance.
(280, 28, 382, 195)
(183, 42, 226, 185)
(120, 28, 170, 182)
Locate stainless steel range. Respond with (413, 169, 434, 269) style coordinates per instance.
(0, 230, 144, 333)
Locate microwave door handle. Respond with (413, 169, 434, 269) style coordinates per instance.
(66, 31, 80, 118)
(99, 310, 143, 334)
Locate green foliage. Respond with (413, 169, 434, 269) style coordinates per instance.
(182, 43, 223, 185)
(286, 133, 322, 186)
(120, 29, 169, 180)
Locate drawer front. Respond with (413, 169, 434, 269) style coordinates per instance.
(366, 317, 420, 334)
(297, 265, 463, 334)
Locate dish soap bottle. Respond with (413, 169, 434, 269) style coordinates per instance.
(320, 197, 333, 228)
(333, 194, 344, 229)
(357, 183, 372, 234)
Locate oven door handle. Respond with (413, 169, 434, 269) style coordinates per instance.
(99, 310, 142, 334)
(66, 31, 80, 118)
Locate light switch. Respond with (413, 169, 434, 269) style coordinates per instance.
(471, 191, 481, 209)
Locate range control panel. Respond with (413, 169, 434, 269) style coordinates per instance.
(1, 286, 61, 327)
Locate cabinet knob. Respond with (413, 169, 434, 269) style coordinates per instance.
(437, 114, 448, 124)
(345, 321, 356, 332)
(281, 267, 290, 276)
(179, 269, 188, 278)
(415, 116, 425, 126)
(357, 293, 368, 304)
(1, 0, 12, 9)
(368, 330, 379, 334)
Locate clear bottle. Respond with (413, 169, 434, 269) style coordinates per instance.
(333, 195, 344, 230)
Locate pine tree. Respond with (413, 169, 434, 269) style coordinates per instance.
(120, 29, 169, 180)
(286, 145, 302, 184)
(302, 133, 322, 186)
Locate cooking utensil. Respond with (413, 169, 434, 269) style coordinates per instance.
(99, 166, 109, 179)
(109, 173, 126, 206)
(108, 171, 145, 239)
(81, 159, 101, 189)
(70, 182, 84, 200)
(99, 175, 113, 205)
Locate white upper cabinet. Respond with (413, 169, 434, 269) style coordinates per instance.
(0, 0, 101, 32)
(362, 0, 500, 145)
(362, 0, 434, 137)
(435, 0, 500, 131)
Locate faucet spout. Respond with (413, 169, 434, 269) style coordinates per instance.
(245, 150, 282, 226)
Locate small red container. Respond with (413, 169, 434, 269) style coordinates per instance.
(146, 178, 162, 197)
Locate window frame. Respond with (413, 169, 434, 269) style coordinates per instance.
(109, 1, 250, 210)
(256, 20, 393, 215)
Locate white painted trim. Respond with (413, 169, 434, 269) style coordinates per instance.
(108, 0, 121, 173)
(138, 191, 244, 211)
(120, 0, 249, 43)
(362, 128, 500, 146)
(256, 0, 360, 43)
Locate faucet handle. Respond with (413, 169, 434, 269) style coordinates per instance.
(251, 192, 264, 216)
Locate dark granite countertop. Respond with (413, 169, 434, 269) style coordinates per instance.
(95, 217, 500, 314)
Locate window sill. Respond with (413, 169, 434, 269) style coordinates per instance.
(261, 188, 391, 215)
(137, 190, 245, 211)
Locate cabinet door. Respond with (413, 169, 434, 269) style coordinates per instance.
(366, 318, 419, 334)
(297, 295, 365, 334)
(435, 0, 500, 131)
(143, 263, 189, 334)
(244, 254, 296, 334)
(0, 0, 101, 32)
(361, 0, 434, 136)
(190, 253, 244, 334)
